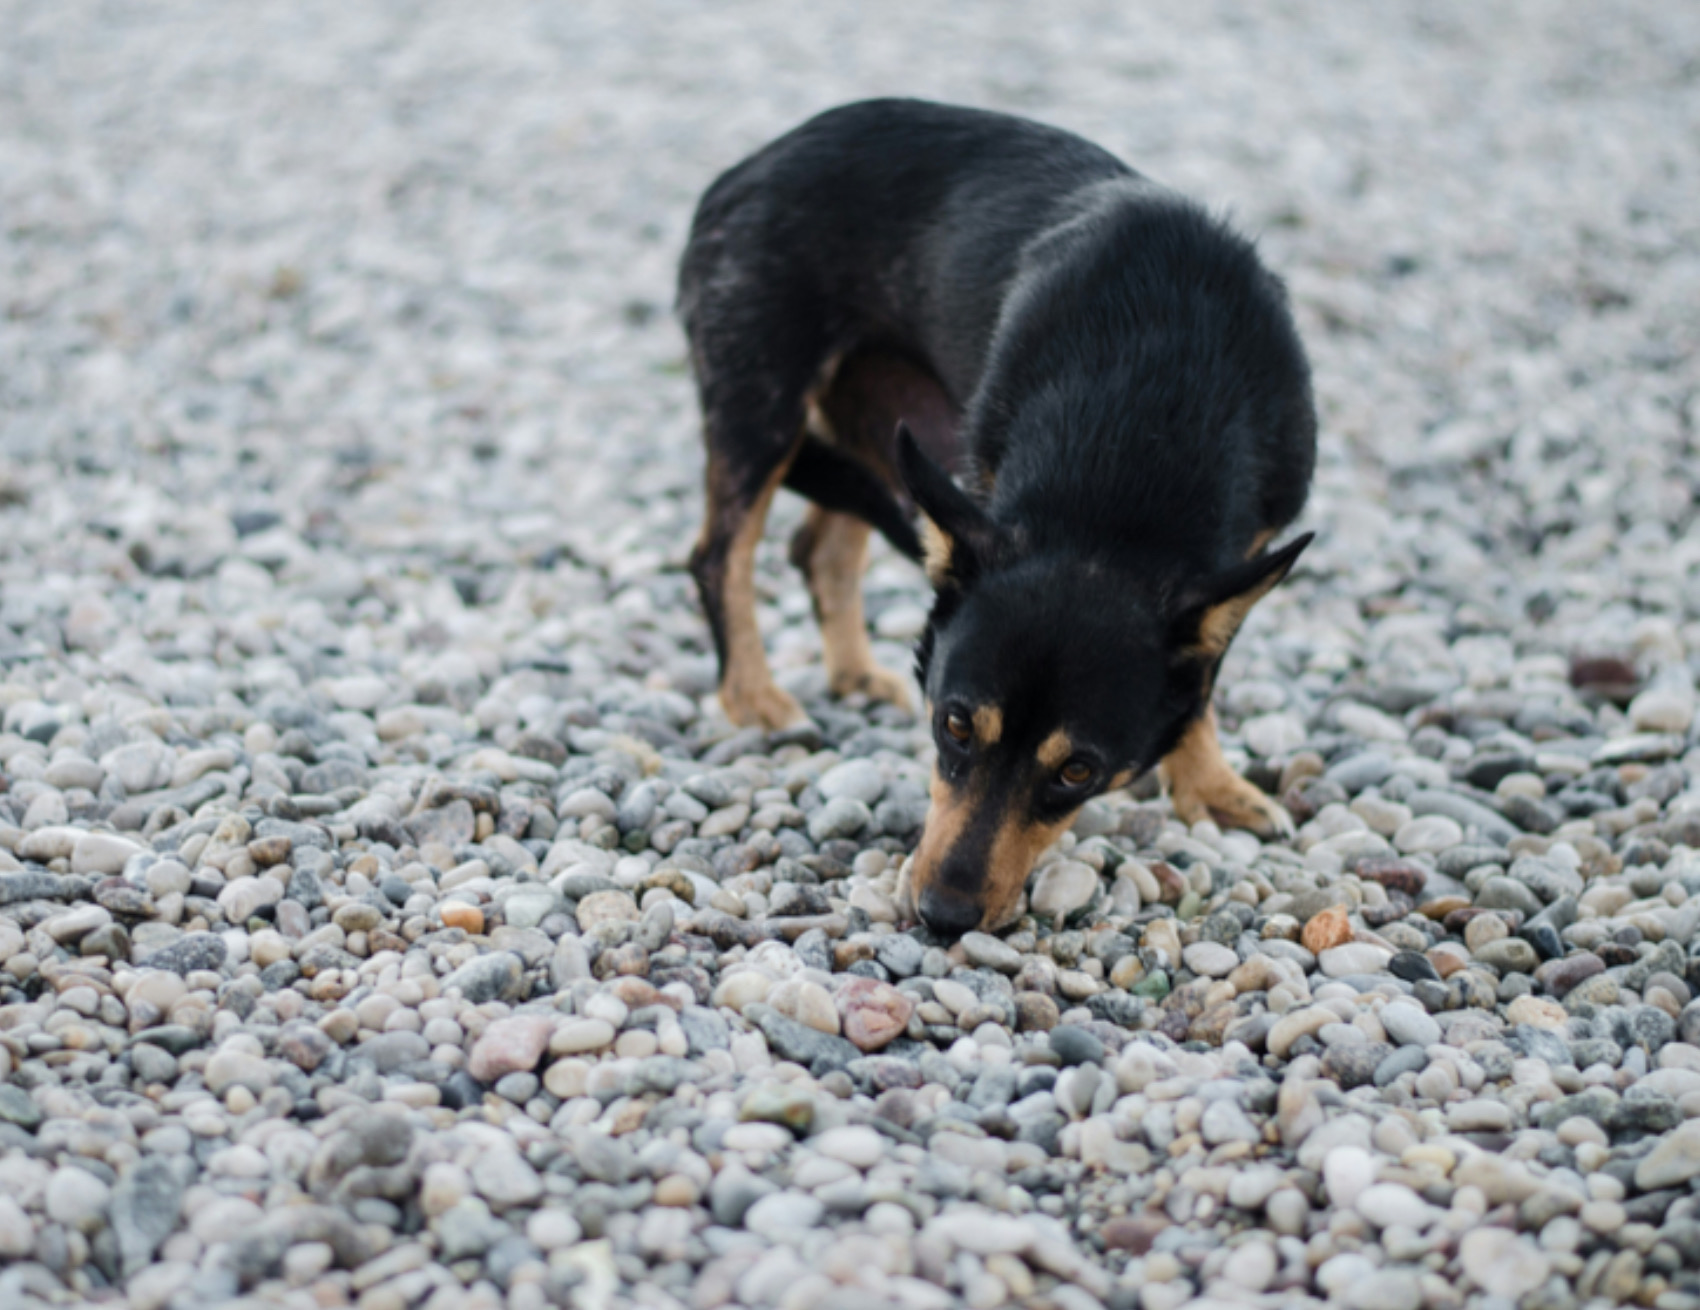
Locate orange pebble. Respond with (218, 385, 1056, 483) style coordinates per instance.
(441, 902, 484, 934)
(1300, 904, 1351, 954)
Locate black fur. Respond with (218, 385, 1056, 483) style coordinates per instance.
(680, 99, 1317, 934)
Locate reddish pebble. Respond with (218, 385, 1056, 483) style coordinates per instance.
(835, 977, 915, 1052)
(1100, 1214, 1167, 1253)
(1301, 906, 1351, 954)
(467, 1014, 555, 1082)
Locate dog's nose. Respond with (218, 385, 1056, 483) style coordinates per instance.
(917, 886, 981, 938)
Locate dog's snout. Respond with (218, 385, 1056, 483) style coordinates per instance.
(917, 885, 981, 938)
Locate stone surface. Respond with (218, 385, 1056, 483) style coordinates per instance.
(467, 1014, 555, 1083)
(1459, 1229, 1551, 1300)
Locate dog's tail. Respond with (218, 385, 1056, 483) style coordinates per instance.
(783, 437, 923, 562)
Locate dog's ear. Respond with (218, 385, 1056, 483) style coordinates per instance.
(1170, 533, 1312, 661)
(897, 423, 1000, 589)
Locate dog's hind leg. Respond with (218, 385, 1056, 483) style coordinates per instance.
(789, 506, 911, 711)
(1160, 707, 1294, 838)
(690, 441, 808, 731)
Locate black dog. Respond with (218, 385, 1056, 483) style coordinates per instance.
(679, 99, 1315, 935)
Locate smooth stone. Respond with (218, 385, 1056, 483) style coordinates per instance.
(441, 952, 524, 1004)
(1379, 1002, 1440, 1048)
(768, 978, 840, 1036)
(1393, 815, 1463, 854)
(807, 798, 871, 842)
(71, 831, 145, 875)
(960, 933, 1023, 973)
(812, 1126, 884, 1170)
(551, 1018, 616, 1055)
(1029, 861, 1100, 919)
(1355, 1182, 1433, 1231)
(1182, 941, 1239, 978)
(816, 760, 885, 807)
(1319, 944, 1393, 977)
(836, 978, 915, 1053)
(1629, 684, 1695, 734)
(110, 1158, 186, 1275)
(1635, 1120, 1700, 1192)
(1459, 1228, 1550, 1299)
(1474, 937, 1539, 973)
(1323, 1145, 1376, 1208)
(468, 1014, 554, 1083)
(470, 1150, 543, 1211)
(46, 1167, 111, 1232)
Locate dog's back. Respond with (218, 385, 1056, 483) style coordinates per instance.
(681, 99, 1314, 574)
(680, 99, 1134, 407)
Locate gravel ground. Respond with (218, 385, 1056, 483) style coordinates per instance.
(3, 3, 1700, 1308)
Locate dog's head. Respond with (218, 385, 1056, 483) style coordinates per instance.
(895, 427, 1309, 936)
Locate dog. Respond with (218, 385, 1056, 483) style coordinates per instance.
(678, 99, 1316, 935)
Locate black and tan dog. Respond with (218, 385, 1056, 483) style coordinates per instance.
(679, 99, 1316, 935)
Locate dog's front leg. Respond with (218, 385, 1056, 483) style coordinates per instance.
(1160, 706, 1294, 838)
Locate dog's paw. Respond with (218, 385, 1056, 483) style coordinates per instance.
(1171, 770, 1294, 840)
(830, 664, 913, 713)
(720, 680, 809, 732)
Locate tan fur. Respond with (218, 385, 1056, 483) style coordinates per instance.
(1191, 575, 1288, 660)
(908, 763, 1075, 931)
(972, 705, 1004, 745)
(716, 457, 808, 730)
(1190, 539, 1298, 660)
(1161, 706, 1293, 836)
(908, 767, 972, 912)
(1037, 729, 1074, 772)
(920, 517, 953, 586)
(1246, 527, 1277, 558)
(1107, 768, 1134, 793)
(799, 506, 910, 709)
(980, 811, 1073, 928)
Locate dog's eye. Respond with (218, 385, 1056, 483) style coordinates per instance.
(943, 712, 972, 744)
(1059, 760, 1093, 787)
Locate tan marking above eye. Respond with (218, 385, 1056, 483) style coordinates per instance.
(1036, 729, 1073, 771)
(972, 705, 1003, 745)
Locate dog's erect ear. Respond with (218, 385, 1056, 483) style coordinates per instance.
(1170, 533, 1312, 661)
(897, 423, 1000, 589)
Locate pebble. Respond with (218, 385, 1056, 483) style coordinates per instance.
(1182, 941, 1239, 977)
(1319, 944, 1393, 977)
(836, 977, 914, 1051)
(1393, 815, 1463, 854)
(1459, 1229, 1551, 1299)
(45, 1167, 111, 1232)
(551, 1018, 617, 1055)
(467, 1014, 555, 1082)
(1378, 1002, 1440, 1048)
(441, 902, 485, 933)
(1300, 904, 1352, 953)
(1029, 860, 1100, 918)
(769, 978, 841, 1035)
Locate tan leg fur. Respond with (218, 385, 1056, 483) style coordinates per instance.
(715, 461, 808, 731)
(799, 506, 911, 710)
(1161, 706, 1294, 837)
